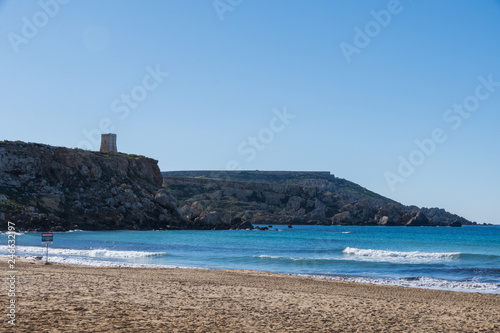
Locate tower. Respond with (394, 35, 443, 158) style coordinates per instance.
(100, 133, 117, 153)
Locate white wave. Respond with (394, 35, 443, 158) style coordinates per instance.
(342, 247, 461, 263)
(0, 245, 167, 259)
(255, 255, 328, 261)
(22, 255, 198, 269)
(327, 275, 500, 294)
(341, 232, 352, 234)
(256, 255, 282, 259)
(256, 255, 307, 260)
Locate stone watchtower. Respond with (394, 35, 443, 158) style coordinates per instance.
(100, 133, 117, 153)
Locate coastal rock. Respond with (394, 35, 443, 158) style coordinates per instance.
(254, 226, 269, 231)
(193, 211, 231, 230)
(234, 219, 253, 230)
(310, 199, 326, 218)
(287, 196, 305, 211)
(406, 212, 430, 227)
(191, 201, 204, 216)
(332, 211, 352, 225)
(180, 205, 197, 220)
(378, 216, 396, 226)
(198, 211, 222, 225)
(154, 189, 178, 210)
(420, 207, 470, 226)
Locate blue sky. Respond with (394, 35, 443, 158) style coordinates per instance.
(1, 0, 499, 224)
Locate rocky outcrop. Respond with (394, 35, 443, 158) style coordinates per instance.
(163, 171, 476, 227)
(0, 141, 246, 231)
(419, 207, 470, 226)
(378, 216, 396, 226)
(406, 212, 430, 226)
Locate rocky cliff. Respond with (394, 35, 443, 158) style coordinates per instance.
(163, 171, 476, 227)
(0, 141, 478, 231)
(0, 141, 240, 231)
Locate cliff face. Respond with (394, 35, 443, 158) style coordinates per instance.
(0, 141, 188, 231)
(163, 171, 475, 227)
(0, 142, 476, 231)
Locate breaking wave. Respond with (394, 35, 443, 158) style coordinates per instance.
(325, 275, 500, 294)
(342, 247, 461, 263)
(0, 245, 168, 259)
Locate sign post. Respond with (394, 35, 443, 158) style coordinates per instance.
(41, 233, 53, 263)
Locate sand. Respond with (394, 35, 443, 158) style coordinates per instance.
(1, 259, 499, 332)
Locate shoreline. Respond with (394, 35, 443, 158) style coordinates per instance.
(1, 259, 499, 332)
(2, 254, 500, 295)
(2, 255, 500, 295)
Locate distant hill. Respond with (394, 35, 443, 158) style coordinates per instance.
(162, 170, 478, 227)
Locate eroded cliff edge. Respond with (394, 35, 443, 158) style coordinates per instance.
(0, 141, 236, 231)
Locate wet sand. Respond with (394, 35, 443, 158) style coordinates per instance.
(1, 259, 499, 332)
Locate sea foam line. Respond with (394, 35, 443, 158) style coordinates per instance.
(324, 275, 500, 294)
(255, 255, 330, 261)
(0, 245, 167, 258)
(342, 247, 461, 263)
(22, 256, 185, 268)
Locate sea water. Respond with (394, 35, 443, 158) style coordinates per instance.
(2, 225, 499, 294)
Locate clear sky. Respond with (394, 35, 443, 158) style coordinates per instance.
(1, 0, 499, 224)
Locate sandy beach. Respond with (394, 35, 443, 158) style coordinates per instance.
(1, 259, 499, 332)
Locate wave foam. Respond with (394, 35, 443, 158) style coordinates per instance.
(328, 275, 500, 294)
(342, 247, 461, 263)
(22, 255, 196, 269)
(255, 254, 323, 261)
(0, 245, 167, 259)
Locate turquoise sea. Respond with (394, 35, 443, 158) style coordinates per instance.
(3, 225, 500, 293)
